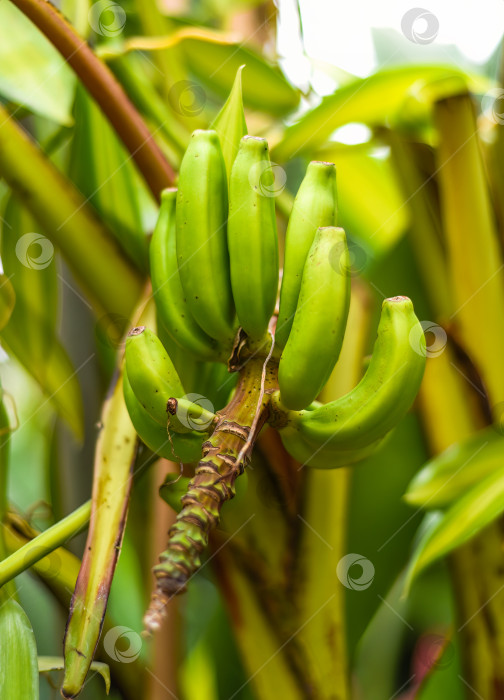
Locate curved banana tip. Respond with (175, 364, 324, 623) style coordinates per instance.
(128, 326, 146, 337)
(385, 295, 411, 304)
(190, 128, 219, 142)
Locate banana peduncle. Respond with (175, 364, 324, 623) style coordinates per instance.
(144, 354, 278, 632)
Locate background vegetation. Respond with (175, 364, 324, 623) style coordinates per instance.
(0, 1, 504, 698)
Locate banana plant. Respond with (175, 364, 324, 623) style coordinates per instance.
(0, 0, 502, 698)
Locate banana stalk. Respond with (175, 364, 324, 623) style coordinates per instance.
(408, 92, 504, 696)
(435, 93, 504, 410)
(292, 281, 372, 699)
(145, 355, 278, 631)
(387, 130, 452, 319)
(0, 384, 16, 603)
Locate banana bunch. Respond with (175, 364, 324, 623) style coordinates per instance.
(270, 297, 426, 468)
(140, 128, 426, 471)
(125, 124, 427, 622)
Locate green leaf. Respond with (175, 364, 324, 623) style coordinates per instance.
(180, 37, 299, 115)
(102, 30, 299, 116)
(2, 193, 58, 333)
(405, 464, 504, 592)
(0, 599, 39, 700)
(38, 656, 110, 694)
(0, 198, 84, 439)
(0, 104, 143, 319)
(405, 426, 504, 508)
(0, 314, 84, 440)
(0, 2, 75, 125)
(211, 65, 248, 182)
(63, 371, 137, 697)
(272, 65, 485, 162)
(69, 84, 150, 271)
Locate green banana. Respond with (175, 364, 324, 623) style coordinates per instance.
(277, 226, 351, 411)
(273, 296, 425, 451)
(124, 326, 187, 430)
(150, 188, 221, 361)
(228, 135, 279, 340)
(276, 427, 386, 469)
(276, 161, 338, 349)
(123, 372, 204, 463)
(176, 130, 235, 345)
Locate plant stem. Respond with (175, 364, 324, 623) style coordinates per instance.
(145, 355, 278, 631)
(10, 0, 174, 200)
(0, 105, 143, 317)
(435, 93, 504, 409)
(0, 396, 16, 603)
(0, 501, 91, 587)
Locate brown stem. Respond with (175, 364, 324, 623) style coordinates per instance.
(144, 356, 278, 632)
(10, 0, 174, 200)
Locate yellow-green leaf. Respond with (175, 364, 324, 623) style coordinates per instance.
(272, 65, 482, 162)
(101, 30, 299, 116)
(0, 1, 75, 125)
(0, 103, 143, 319)
(435, 94, 504, 409)
(405, 427, 504, 508)
(1, 195, 73, 437)
(405, 464, 504, 592)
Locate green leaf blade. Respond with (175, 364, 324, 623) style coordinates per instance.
(405, 427, 504, 508)
(0, 600, 39, 700)
(405, 464, 504, 592)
